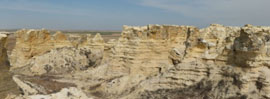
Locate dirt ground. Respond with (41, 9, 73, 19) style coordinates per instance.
(102, 33, 121, 42)
(0, 64, 21, 99)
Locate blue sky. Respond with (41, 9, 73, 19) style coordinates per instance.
(0, 0, 270, 30)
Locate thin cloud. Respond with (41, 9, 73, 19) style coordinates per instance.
(0, 0, 93, 16)
(136, 0, 270, 26)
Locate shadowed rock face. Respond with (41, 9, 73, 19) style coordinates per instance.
(0, 34, 8, 65)
(0, 34, 20, 99)
(4, 24, 270, 99)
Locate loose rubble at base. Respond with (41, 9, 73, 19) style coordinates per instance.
(1, 24, 270, 99)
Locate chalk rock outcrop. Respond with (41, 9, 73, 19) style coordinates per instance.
(9, 29, 72, 70)
(108, 25, 197, 76)
(135, 24, 270, 99)
(85, 25, 200, 97)
(6, 24, 270, 99)
(9, 30, 104, 73)
(5, 87, 91, 99)
(12, 47, 101, 76)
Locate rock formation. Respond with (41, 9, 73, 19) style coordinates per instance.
(9, 30, 104, 74)
(5, 87, 92, 99)
(0, 33, 20, 99)
(13, 47, 98, 76)
(135, 24, 270, 99)
(3, 24, 270, 99)
(9, 29, 72, 70)
(0, 33, 8, 65)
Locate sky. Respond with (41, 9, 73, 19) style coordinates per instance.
(0, 0, 270, 30)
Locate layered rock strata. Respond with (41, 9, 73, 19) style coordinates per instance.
(4, 24, 270, 99)
(9, 30, 104, 75)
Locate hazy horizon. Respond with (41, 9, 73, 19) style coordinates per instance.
(1, 0, 270, 30)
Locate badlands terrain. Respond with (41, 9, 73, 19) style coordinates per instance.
(1, 24, 270, 99)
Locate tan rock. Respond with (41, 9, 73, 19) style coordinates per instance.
(12, 75, 39, 95)
(92, 33, 104, 43)
(9, 29, 73, 70)
(0, 33, 21, 98)
(0, 33, 8, 65)
(5, 87, 91, 99)
(8, 24, 270, 99)
(9, 30, 105, 71)
(11, 47, 102, 76)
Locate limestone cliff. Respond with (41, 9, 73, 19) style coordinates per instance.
(9, 29, 73, 70)
(136, 24, 270, 99)
(5, 24, 270, 99)
(9, 30, 104, 73)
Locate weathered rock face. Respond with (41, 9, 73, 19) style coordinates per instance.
(108, 25, 197, 76)
(0, 34, 8, 65)
(12, 47, 102, 76)
(135, 24, 270, 99)
(9, 29, 73, 70)
(88, 25, 200, 97)
(5, 87, 92, 99)
(233, 25, 270, 67)
(6, 24, 270, 99)
(0, 33, 21, 99)
(9, 30, 104, 73)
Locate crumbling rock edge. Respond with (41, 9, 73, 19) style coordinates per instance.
(2, 24, 270, 99)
